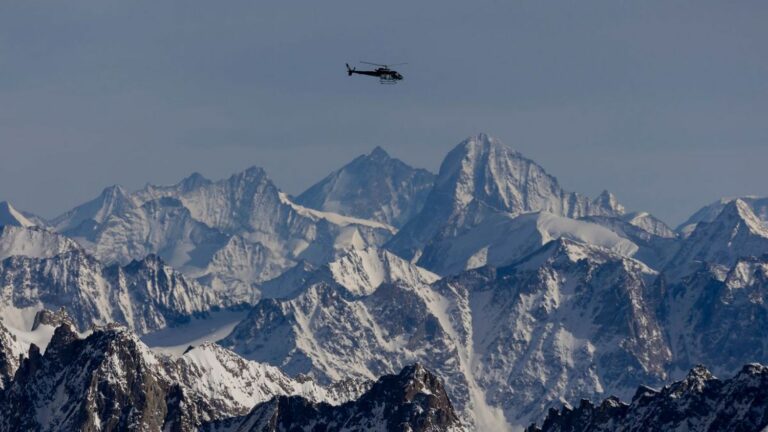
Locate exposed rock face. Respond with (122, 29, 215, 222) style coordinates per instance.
(0, 323, 456, 432)
(0, 320, 23, 390)
(31, 308, 75, 331)
(387, 134, 624, 268)
(527, 364, 768, 432)
(220, 240, 672, 428)
(205, 364, 466, 432)
(662, 255, 768, 377)
(0, 324, 171, 432)
(296, 146, 436, 228)
(0, 250, 220, 335)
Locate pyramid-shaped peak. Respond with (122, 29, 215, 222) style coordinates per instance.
(716, 198, 766, 234)
(178, 172, 211, 190)
(457, 133, 512, 153)
(228, 166, 272, 187)
(368, 146, 390, 159)
(0, 201, 35, 227)
(241, 165, 268, 177)
(99, 184, 129, 198)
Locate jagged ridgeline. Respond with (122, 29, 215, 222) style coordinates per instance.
(527, 364, 768, 432)
(0, 321, 464, 431)
(2, 134, 768, 430)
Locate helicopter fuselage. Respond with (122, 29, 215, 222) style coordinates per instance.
(346, 64, 403, 82)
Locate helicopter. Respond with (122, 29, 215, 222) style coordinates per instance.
(346, 61, 405, 84)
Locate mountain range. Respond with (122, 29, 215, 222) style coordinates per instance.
(2, 133, 768, 431)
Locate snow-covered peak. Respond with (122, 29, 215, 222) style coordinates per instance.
(594, 190, 626, 216)
(437, 134, 623, 217)
(296, 146, 435, 228)
(666, 198, 768, 277)
(51, 184, 136, 233)
(178, 171, 211, 191)
(328, 247, 439, 296)
(677, 196, 768, 236)
(368, 145, 390, 160)
(723, 198, 768, 236)
(387, 134, 625, 261)
(0, 202, 34, 228)
(621, 211, 676, 238)
(0, 225, 80, 261)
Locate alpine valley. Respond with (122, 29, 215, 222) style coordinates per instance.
(2, 133, 768, 431)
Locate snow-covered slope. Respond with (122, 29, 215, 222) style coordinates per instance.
(218, 248, 479, 424)
(0, 250, 223, 335)
(581, 213, 679, 269)
(620, 211, 676, 239)
(387, 133, 625, 263)
(677, 196, 768, 236)
(0, 225, 80, 261)
(220, 239, 671, 429)
(415, 211, 639, 276)
(0, 202, 35, 228)
(665, 199, 768, 277)
(438, 239, 668, 427)
(528, 364, 768, 432)
(50, 185, 136, 234)
(296, 146, 436, 228)
(50, 167, 394, 302)
(663, 256, 768, 378)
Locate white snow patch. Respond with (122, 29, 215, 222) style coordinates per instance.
(141, 309, 248, 356)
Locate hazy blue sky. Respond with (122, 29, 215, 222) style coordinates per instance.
(1, 1, 766, 225)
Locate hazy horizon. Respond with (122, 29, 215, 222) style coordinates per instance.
(2, 1, 767, 225)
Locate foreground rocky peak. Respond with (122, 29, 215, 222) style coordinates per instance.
(0, 324, 167, 432)
(0, 320, 23, 390)
(206, 363, 466, 432)
(527, 364, 768, 432)
(297, 146, 436, 228)
(0, 322, 459, 432)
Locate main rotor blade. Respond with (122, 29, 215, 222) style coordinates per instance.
(387, 63, 408, 67)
